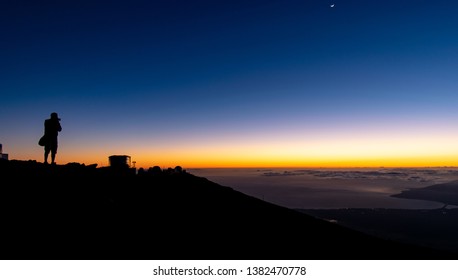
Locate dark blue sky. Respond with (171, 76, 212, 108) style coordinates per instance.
(2, 0, 458, 167)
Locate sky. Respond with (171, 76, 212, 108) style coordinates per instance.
(2, 0, 458, 169)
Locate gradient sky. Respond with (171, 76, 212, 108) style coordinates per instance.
(2, 0, 458, 168)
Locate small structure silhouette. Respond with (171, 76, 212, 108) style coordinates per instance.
(109, 155, 132, 168)
(108, 155, 136, 175)
(0, 143, 8, 160)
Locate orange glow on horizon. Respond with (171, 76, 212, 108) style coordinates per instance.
(12, 131, 458, 169)
(14, 151, 458, 169)
(43, 151, 458, 170)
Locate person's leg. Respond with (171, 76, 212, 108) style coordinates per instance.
(51, 142, 58, 164)
(44, 146, 50, 164)
(51, 151, 56, 164)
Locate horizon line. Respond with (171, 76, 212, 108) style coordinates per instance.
(7, 158, 458, 170)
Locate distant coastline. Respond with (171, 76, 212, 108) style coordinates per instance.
(391, 180, 458, 207)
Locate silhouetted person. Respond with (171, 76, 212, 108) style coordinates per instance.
(43, 112, 62, 165)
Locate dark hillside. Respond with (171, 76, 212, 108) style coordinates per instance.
(0, 160, 455, 260)
(299, 208, 458, 255)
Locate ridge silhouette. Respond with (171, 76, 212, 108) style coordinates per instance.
(0, 159, 456, 260)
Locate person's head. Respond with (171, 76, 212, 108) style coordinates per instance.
(50, 112, 60, 121)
